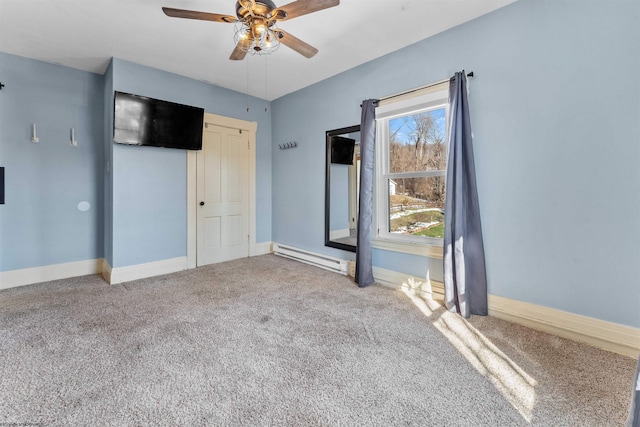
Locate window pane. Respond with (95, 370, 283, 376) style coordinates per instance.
(388, 177, 445, 238)
(389, 108, 447, 173)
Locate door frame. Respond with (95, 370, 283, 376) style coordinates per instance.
(187, 112, 257, 269)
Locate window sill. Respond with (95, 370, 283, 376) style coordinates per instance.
(372, 238, 443, 259)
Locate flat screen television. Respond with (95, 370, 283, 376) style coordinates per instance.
(330, 136, 356, 165)
(113, 91, 204, 150)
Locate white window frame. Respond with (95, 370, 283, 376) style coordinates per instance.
(373, 83, 449, 257)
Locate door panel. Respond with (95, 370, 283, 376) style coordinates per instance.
(227, 134, 244, 202)
(226, 214, 244, 246)
(204, 133, 222, 204)
(204, 217, 222, 250)
(197, 124, 249, 266)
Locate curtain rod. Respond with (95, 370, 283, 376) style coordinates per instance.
(367, 71, 474, 106)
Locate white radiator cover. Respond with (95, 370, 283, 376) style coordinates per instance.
(272, 243, 348, 275)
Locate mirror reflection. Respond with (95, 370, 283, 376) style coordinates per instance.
(325, 125, 360, 252)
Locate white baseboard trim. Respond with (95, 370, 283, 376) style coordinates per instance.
(372, 266, 639, 358)
(107, 256, 188, 285)
(253, 241, 273, 256)
(0, 259, 103, 290)
(101, 259, 112, 284)
(488, 295, 640, 358)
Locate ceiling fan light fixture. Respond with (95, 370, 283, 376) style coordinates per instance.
(234, 20, 281, 55)
(253, 19, 267, 34)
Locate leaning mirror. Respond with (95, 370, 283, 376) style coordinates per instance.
(325, 125, 360, 252)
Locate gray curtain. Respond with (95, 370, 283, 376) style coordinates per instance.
(443, 71, 488, 317)
(355, 99, 378, 287)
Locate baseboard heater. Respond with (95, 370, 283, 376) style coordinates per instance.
(272, 243, 348, 275)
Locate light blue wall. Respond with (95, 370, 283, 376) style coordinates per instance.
(109, 58, 272, 267)
(271, 0, 640, 327)
(0, 53, 104, 272)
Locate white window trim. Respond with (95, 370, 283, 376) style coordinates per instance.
(372, 238, 444, 259)
(372, 83, 449, 258)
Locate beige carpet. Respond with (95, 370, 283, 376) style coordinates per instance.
(0, 254, 635, 426)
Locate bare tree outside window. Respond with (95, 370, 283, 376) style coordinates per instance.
(387, 108, 447, 238)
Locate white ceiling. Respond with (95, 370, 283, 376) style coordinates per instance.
(0, 0, 514, 100)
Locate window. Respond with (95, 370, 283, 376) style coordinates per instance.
(375, 83, 449, 253)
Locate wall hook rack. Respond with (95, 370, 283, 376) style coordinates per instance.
(70, 128, 77, 146)
(279, 141, 297, 150)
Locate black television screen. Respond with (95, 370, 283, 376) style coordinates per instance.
(113, 91, 204, 150)
(331, 136, 356, 165)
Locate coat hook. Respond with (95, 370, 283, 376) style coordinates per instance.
(70, 128, 77, 146)
(31, 123, 39, 143)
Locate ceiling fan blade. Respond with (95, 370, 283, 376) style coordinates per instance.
(229, 36, 254, 60)
(162, 7, 237, 23)
(277, 30, 318, 58)
(230, 46, 249, 61)
(273, 0, 339, 21)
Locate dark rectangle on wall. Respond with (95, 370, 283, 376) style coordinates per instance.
(113, 91, 204, 150)
(0, 167, 4, 204)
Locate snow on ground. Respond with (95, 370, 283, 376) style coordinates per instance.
(389, 208, 442, 220)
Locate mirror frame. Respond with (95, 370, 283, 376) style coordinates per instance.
(325, 124, 360, 253)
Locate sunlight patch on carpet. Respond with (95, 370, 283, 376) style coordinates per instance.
(400, 279, 537, 422)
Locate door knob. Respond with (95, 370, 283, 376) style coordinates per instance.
(199, 201, 205, 206)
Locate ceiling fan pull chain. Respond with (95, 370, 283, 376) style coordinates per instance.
(264, 55, 269, 112)
(246, 57, 251, 112)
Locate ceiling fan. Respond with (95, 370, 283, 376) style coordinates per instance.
(162, 0, 340, 60)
